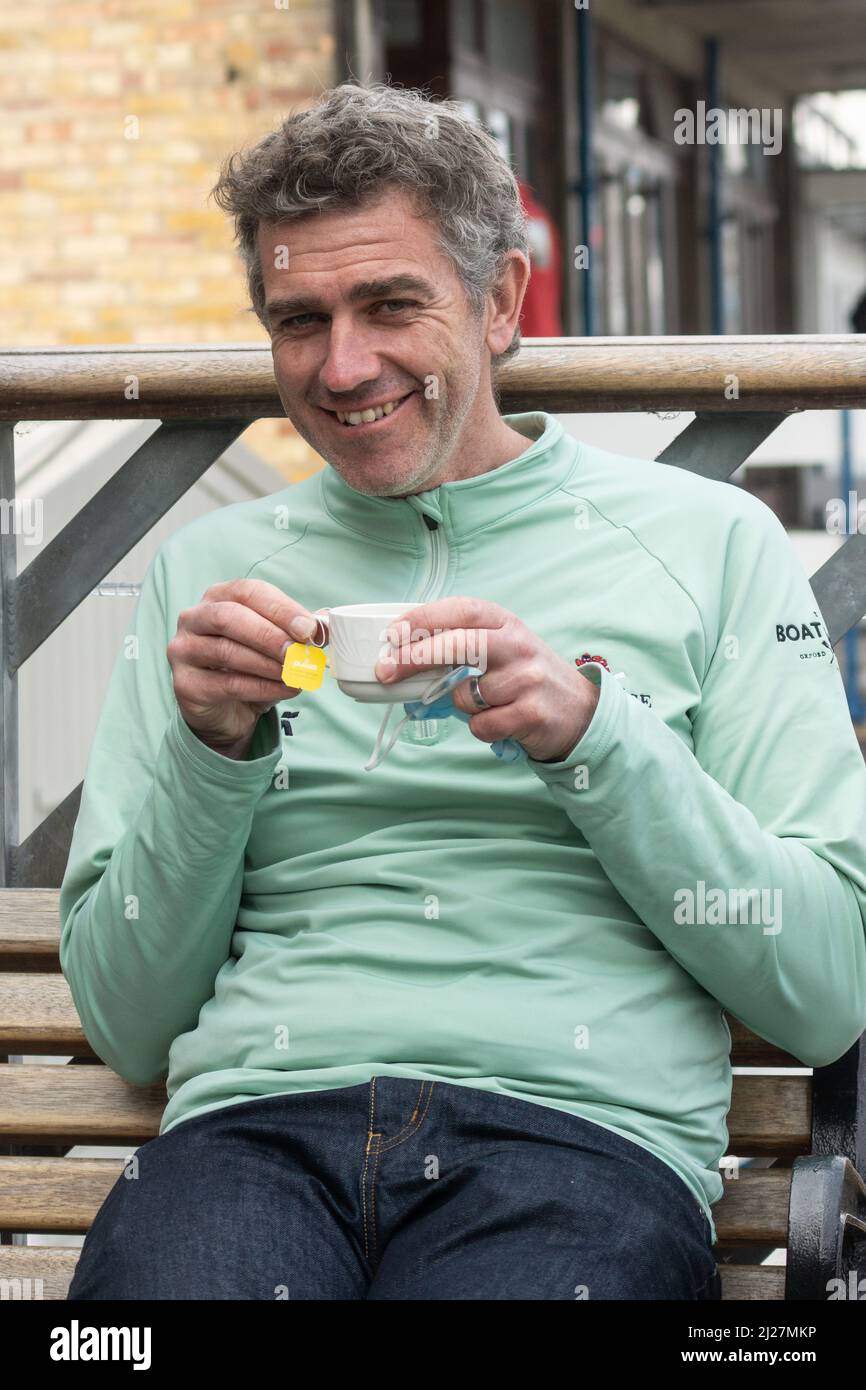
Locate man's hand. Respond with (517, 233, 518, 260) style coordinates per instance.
(374, 597, 600, 763)
(167, 578, 328, 760)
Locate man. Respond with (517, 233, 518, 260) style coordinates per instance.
(62, 82, 866, 1301)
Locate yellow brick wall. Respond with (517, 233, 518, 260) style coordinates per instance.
(0, 0, 339, 481)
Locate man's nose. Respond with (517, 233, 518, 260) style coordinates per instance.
(318, 317, 381, 396)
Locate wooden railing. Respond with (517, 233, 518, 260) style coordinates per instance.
(3, 336, 866, 418)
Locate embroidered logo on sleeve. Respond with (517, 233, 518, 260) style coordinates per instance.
(774, 610, 837, 666)
(575, 651, 611, 672)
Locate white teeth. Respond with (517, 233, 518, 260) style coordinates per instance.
(336, 396, 403, 426)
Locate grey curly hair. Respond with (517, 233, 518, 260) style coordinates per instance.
(209, 81, 529, 365)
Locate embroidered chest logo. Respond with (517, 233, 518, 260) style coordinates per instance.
(774, 610, 837, 666)
(574, 652, 652, 707)
(280, 709, 301, 735)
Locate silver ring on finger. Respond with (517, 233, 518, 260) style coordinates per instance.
(468, 675, 490, 710)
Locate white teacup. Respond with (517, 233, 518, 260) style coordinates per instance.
(327, 602, 452, 703)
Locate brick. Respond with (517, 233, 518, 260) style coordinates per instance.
(2, 0, 336, 347)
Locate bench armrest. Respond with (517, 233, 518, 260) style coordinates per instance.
(787, 1154, 866, 1300)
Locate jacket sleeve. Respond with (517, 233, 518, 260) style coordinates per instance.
(528, 499, 866, 1068)
(58, 543, 283, 1086)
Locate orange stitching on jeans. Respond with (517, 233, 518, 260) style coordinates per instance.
(361, 1080, 437, 1264)
(368, 1131, 384, 1262)
(375, 1081, 427, 1150)
(360, 1079, 379, 1261)
(378, 1081, 435, 1152)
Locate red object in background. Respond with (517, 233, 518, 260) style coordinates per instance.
(517, 180, 563, 337)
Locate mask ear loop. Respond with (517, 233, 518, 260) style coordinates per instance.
(364, 704, 412, 772)
(364, 666, 480, 772)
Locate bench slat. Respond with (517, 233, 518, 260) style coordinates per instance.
(0, 890, 61, 949)
(0, 890, 64, 971)
(0, 1156, 790, 1241)
(0, 1063, 165, 1143)
(713, 1169, 791, 1245)
(0, 1157, 121, 1231)
(0, 976, 94, 1055)
(0, 1245, 82, 1300)
(0, 1061, 810, 1151)
(0, 1245, 787, 1301)
(725, 1017, 803, 1067)
(725, 1075, 811, 1153)
(720, 1264, 786, 1300)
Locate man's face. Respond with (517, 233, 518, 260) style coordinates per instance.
(258, 187, 492, 497)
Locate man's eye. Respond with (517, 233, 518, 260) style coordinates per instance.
(277, 301, 417, 331)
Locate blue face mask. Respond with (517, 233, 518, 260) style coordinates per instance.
(364, 665, 527, 771)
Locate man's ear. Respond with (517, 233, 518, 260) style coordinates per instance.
(485, 250, 531, 356)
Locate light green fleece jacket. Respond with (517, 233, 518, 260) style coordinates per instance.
(59, 411, 866, 1242)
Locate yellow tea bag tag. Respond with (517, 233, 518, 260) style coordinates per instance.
(281, 642, 326, 691)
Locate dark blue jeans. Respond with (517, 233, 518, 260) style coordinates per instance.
(67, 1077, 721, 1300)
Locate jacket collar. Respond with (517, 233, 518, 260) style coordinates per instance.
(319, 411, 575, 546)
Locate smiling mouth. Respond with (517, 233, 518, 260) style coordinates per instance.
(321, 391, 416, 429)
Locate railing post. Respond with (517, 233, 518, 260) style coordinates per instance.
(0, 424, 18, 889)
(840, 409, 865, 720)
(705, 36, 725, 334)
(0, 423, 21, 1248)
(576, 2, 597, 337)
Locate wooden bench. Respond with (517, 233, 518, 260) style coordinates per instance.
(1, 888, 864, 1300)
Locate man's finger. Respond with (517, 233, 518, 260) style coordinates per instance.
(202, 578, 320, 645)
(384, 597, 507, 647)
(184, 601, 298, 665)
(450, 668, 516, 714)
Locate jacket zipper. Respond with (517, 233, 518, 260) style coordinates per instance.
(404, 513, 452, 742)
(416, 512, 449, 601)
